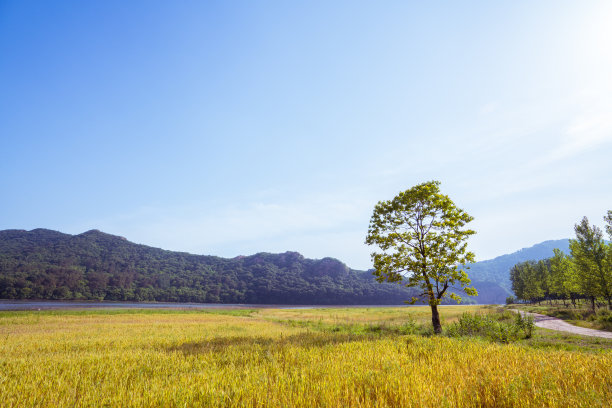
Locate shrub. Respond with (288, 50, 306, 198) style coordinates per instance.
(446, 311, 534, 343)
(514, 312, 534, 338)
(506, 296, 516, 305)
(595, 309, 612, 330)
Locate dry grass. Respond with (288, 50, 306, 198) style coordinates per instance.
(0, 306, 610, 407)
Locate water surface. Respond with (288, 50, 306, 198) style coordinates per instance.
(0, 300, 430, 311)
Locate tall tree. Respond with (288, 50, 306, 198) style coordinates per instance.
(365, 181, 477, 334)
(536, 259, 552, 302)
(605, 210, 612, 309)
(510, 261, 544, 303)
(569, 217, 611, 310)
(549, 248, 578, 306)
(604, 210, 612, 239)
(509, 262, 528, 301)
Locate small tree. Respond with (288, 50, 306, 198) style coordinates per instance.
(365, 181, 477, 334)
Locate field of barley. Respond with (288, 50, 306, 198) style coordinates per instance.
(0, 306, 610, 407)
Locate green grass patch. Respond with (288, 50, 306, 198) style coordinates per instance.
(445, 308, 534, 343)
(518, 327, 612, 353)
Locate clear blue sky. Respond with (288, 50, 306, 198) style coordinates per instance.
(2, 1, 611, 269)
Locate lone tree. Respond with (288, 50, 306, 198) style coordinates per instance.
(365, 181, 477, 334)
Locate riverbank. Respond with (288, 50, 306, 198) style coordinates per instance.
(0, 300, 498, 311)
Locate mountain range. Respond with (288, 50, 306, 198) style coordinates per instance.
(0, 228, 418, 305)
(467, 239, 569, 288)
(0, 229, 571, 305)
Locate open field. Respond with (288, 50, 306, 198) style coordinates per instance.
(1, 306, 611, 407)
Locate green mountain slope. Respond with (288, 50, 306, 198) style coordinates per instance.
(0, 228, 421, 305)
(1, 229, 576, 305)
(468, 239, 570, 289)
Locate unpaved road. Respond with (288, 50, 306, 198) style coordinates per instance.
(514, 310, 612, 339)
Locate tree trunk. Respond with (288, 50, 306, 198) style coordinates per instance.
(430, 304, 442, 334)
(591, 296, 596, 313)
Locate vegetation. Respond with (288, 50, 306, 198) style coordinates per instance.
(512, 302, 612, 332)
(0, 228, 423, 304)
(0, 306, 609, 407)
(456, 239, 579, 305)
(466, 239, 570, 291)
(1, 228, 581, 306)
(571, 216, 611, 308)
(365, 181, 477, 333)
(509, 213, 612, 312)
(446, 309, 534, 343)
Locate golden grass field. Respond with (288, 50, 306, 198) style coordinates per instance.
(0, 306, 610, 407)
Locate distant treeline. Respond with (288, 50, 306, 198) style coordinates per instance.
(510, 212, 612, 310)
(0, 228, 425, 305)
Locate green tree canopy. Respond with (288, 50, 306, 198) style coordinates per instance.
(509, 212, 612, 309)
(510, 260, 546, 303)
(549, 248, 578, 302)
(365, 180, 477, 334)
(604, 210, 612, 239)
(569, 217, 611, 309)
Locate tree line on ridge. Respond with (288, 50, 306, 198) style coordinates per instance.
(0, 228, 424, 304)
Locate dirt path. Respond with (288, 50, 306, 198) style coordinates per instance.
(513, 310, 612, 339)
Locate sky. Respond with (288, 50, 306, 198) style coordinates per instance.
(1, 1, 611, 270)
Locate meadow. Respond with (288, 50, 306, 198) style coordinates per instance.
(0, 306, 610, 407)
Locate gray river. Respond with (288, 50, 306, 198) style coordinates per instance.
(0, 300, 427, 311)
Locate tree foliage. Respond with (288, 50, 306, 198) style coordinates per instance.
(510, 212, 612, 309)
(549, 248, 578, 301)
(604, 210, 612, 239)
(569, 217, 611, 307)
(365, 181, 477, 333)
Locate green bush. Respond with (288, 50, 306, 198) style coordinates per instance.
(445, 311, 534, 343)
(514, 312, 534, 338)
(595, 309, 612, 330)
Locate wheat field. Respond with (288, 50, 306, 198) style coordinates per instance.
(0, 307, 610, 407)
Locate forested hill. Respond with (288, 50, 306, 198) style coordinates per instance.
(0, 228, 423, 304)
